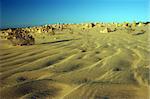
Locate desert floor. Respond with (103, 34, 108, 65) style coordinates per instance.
(0, 24, 150, 99)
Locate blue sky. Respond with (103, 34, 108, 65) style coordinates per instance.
(1, 0, 150, 28)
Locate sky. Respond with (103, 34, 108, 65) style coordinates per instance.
(1, 0, 150, 29)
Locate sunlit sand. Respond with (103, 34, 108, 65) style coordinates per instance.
(0, 22, 149, 99)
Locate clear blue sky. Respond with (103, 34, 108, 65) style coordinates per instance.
(1, 0, 149, 28)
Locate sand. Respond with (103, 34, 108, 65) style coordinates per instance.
(0, 23, 150, 99)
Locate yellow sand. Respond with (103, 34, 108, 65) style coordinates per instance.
(0, 23, 150, 99)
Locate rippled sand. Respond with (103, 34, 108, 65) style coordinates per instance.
(0, 24, 150, 99)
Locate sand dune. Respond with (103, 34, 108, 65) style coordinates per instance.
(0, 23, 150, 99)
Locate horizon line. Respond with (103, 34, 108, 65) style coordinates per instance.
(1, 21, 149, 30)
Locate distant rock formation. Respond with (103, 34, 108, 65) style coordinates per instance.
(100, 27, 115, 33)
(137, 22, 145, 27)
(0, 22, 148, 46)
(6, 29, 35, 46)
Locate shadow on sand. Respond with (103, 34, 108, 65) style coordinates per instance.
(39, 38, 79, 45)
